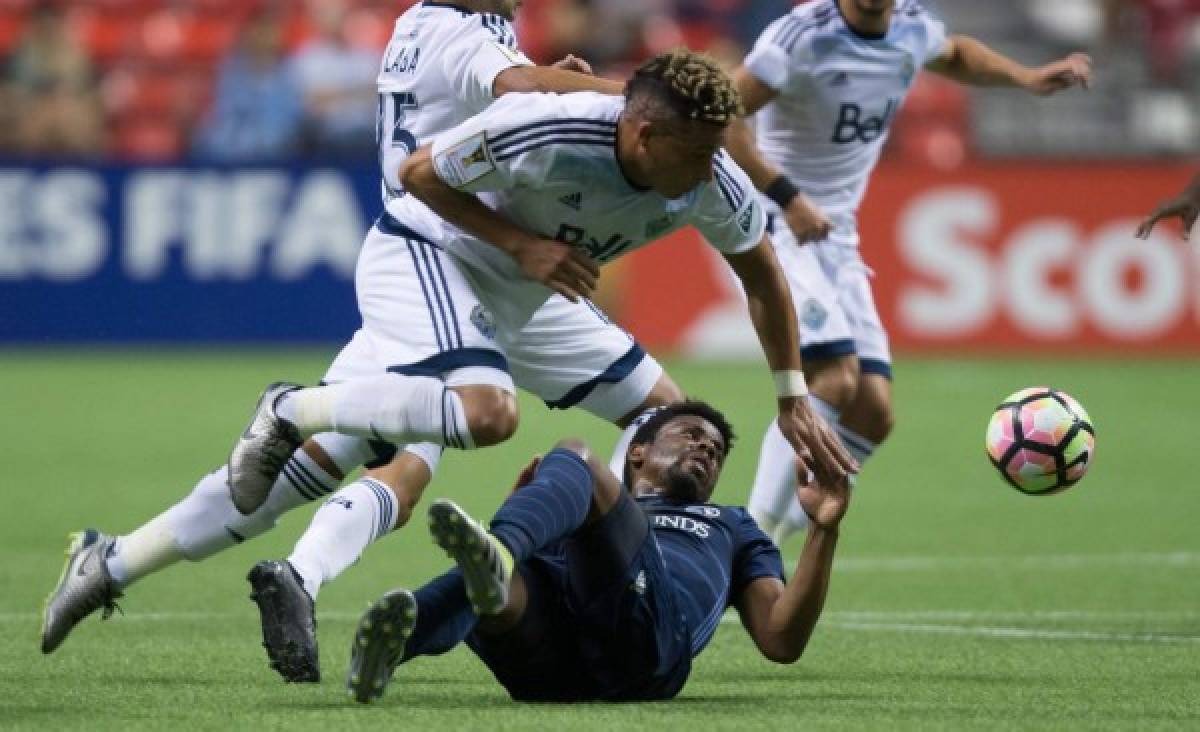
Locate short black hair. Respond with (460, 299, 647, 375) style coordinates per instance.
(623, 400, 736, 486)
(624, 49, 743, 126)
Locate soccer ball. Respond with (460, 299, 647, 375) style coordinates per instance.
(985, 387, 1095, 495)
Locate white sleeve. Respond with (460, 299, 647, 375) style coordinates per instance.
(743, 14, 813, 93)
(915, 2, 950, 65)
(443, 23, 533, 112)
(430, 93, 558, 194)
(693, 151, 766, 255)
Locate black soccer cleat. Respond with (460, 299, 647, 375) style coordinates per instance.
(247, 560, 319, 683)
(228, 382, 303, 515)
(346, 588, 418, 704)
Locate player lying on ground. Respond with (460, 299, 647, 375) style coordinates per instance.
(1136, 173, 1200, 241)
(722, 0, 1091, 543)
(39, 0, 680, 670)
(345, 400, 850, 703)
(225, 48, 853, 678)
(42, 48, 855, 683)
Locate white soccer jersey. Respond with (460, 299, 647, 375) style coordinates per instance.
(376, 1, 531, 230)
(427, 91, 765, 321)
(744, 0, 947, 245)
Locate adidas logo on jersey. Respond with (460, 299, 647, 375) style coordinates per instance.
(830, 71, 850, 87)
(559, 192, 583, 210)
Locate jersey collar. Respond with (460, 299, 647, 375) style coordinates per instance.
(423, 1, 475, 15)
(834, 0, 889, 41)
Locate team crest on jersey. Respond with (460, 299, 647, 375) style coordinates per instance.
(559, 192, 583, 210)
(644, 214, 674, 238)
(435, 132, 496, 189)
(470, 304, 497, 340)
(685, 505, 722, 519)
(829, 71, 850, 87)
(801, 298, 828, 330)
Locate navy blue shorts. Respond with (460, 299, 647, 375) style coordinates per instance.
(466, 491, 691, 702)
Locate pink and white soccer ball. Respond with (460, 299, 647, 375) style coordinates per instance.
(985, 387, 1095, 495)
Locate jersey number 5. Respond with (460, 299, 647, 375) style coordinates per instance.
(378, 92, 419, 198)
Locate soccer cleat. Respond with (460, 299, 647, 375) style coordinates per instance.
(427, 499, 513, 616)
(346, 589, 418, 704)
(247, 560, 319, 683)
(41, 530, 123, 654)
(228, 382, 303, 515)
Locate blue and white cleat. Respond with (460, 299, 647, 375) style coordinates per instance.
(41, 530, 122, 654)
(427, 499, 513, 616)
(228, 382, 303, 515)
(346, 589, 418, 704)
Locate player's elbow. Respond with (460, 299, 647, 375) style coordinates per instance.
(398, 147, 435, 195)
(761, 642, 805, 665)
(493, 66, 542, 96)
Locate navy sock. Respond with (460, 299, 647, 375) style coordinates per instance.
(402, 568, 476, 662)
(488, 448, 593, 563)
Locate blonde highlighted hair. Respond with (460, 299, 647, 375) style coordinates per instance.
(625, 49, 744, 125)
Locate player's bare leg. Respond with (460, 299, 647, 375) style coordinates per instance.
(748, 354, 858, 541)
(838, 372, 894, 449)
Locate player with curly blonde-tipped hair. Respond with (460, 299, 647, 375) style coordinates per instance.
(225, 44, 857, 586)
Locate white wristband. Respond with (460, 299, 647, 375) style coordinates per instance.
(772, 370, 808, 399)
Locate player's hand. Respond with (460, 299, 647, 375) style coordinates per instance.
(511, 455, 542, 493)
(552, 54, 594, 76)
(775, 397, 858, 488)
(795, 465, 851, 531)
(1024, 52, 1091, 96)
(515, 239, 600, 302)
(782, 193, 832, 244)
(1136, 193, 1200, 241)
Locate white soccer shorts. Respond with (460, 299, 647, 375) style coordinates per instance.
(770, 218, 892, 378)
(319, 217, 664, 470)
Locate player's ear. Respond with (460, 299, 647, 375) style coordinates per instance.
(627, 443, 646, 471)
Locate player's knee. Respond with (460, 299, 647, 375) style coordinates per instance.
(462, 388, 519, 446)
(552, 437, 593, 461)
(643, 374, 684, 409)
(856, 397, 895, 444)
(807, 357, 860, 410)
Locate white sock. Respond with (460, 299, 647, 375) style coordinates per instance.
(751, 397, 841, 544)
(276, 375, 475, 449)
(287, 478, 400, 600)
(607, 406, 666, 483)
(776, 421, 878, 545)
(105, 450, 340, 588)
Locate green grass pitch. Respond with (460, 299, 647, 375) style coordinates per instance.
(1, 351, 1197, 730)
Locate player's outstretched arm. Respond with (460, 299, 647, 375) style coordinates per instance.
(723, 239, 857, 486)
(400, 146, 599, 301)
(735, 471, 849, 663)
(725, 67, 831, 244)
(494, 61, 624, 97)
(1137, 173, 1200, 241)
(926, 35, 1091, 96)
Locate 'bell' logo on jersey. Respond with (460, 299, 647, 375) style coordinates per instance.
(831, 98, 898, 145)
(555, 224, 634, 262)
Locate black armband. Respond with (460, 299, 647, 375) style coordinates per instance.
(764, 175, 801, 208)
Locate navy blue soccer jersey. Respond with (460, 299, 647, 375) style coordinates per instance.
(637, 495, 786, 657)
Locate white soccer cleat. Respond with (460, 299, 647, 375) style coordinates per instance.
(346, 589, 418, 704)
(228, 382, 303, 515)
(41, 530, 122, 654)
(427, 499, 513, 616)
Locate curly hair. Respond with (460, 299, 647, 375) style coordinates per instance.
(625, 49, 744, 126)
(622, 400, 737, 487)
